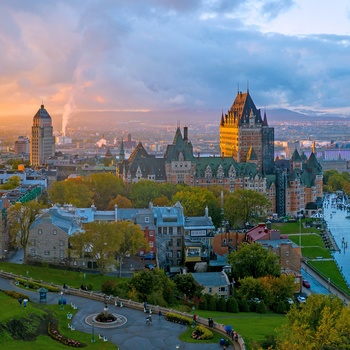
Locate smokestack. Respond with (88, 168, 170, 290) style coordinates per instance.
(184, 127, 188, 141)
(205, 206, 208, 217)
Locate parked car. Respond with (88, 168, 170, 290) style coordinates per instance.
(141, 253, 155, 260)
(144, 264, 155, 270)
(248, 297, 261, 304)
(297, 296, 306, 303)
(303, 279, 311, 288)
(286, 297, 294, 305)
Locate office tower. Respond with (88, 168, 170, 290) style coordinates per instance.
(30, 104, 55, 166)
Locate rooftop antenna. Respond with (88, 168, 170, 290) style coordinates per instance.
(237, 82, 239, 94)
(247, 80, 249, 93)
(177, 120, 180, 128)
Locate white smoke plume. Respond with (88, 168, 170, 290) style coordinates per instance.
(62, 98, 75, 136)
(96, 138, 107, 148)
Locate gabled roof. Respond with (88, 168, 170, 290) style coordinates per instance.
(246, 146, 258, 161)
(291, 149, 302, 162)
(191, 271, 230, 287)
(164, 127, 194, 161)
(230, 90, 263, 125)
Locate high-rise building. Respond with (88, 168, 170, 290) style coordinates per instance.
(30, 104, 55, 166)
(219, 90, 274, 173)
(14, 136, 30, 155)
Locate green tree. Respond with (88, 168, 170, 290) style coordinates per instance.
(70, 221, 123, 273)
(86, 173, 125, 210)
(130, 269, 176, 305)
(227, 242, 281, 280)
(173, 273, 204, 300)
(129, 180, 163, 207)
(48, 178, 93, 207)
(277, 294, 350, 350)
(223, 189, 270, 228)
(172, 187, 223, 227)
(107, 194, 133, 209)
(114, 221, 147, 277)
(0, 175, 21, 190)
(8, 201, 43, 264)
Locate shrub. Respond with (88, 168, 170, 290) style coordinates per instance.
(191, 325, 213, 340)
(238, 299, 250, 312)
(227, 297, 239, 313)
(256, 300, 268, 314)
(48, 323, 86, 348)
(165, 312, 191, 325)
(2, 290, 29, 301)
(275, 301, 287, 314)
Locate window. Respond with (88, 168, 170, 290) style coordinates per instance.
(31, 239, 36, 246)
(44, 251, 50, 256)
(38, 229, 42, 235)
(59, 250, 64, 258)
(158, 227, 162, 234)
(168, 251, 173, 258)
(149, 241, 154, 248)
(149, 231, 154, 237)
(208, 287, 212, 293)
(177, 239, 181, 247)
(59, 240, 65, 247)
(53, 229, 57, 235)
(177, 250, 181, 258)
(30, 248, 36, 256)
(169, 227, 173, 235)
(163, 227, 167, 234)
(219, 286, 227, 292)
(145, 217, 149, 223)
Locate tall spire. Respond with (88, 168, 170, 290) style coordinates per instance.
(263, 109, 268, 126)
(119, 139, 125, 162)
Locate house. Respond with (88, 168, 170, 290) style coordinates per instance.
(192, 271, 231, 299)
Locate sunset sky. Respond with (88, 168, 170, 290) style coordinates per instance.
(1, 0, 350, 121)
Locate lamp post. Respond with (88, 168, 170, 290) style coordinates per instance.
(60, 291, 64, 310)
(26, 271, 29, 289)
(91, 320, 95, 342)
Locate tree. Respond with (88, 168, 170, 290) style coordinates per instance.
(8, 201, 43, 264)
(107, 195, 133, 209)
(0, 175, 21, 190)
(130, 269, 176, 305)
(129, 180, 163, 207)
(86, 173, 125, 210)
(173, 273, 204, 300)
(70, 221, 123, 273)
(227, 242, 281, 280)
(114, 221, 147, 277)
(48, 178, 93, 207)
(223, 189, 270, 228)
(172, 187, 223, 227)
(276, 294, 350, 350)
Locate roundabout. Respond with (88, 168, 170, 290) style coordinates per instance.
(85, 313, 127, 329)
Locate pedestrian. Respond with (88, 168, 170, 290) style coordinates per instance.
(18, 297, 23, 307)
(158, 310, 162, 319)
(23, 299, 28, 308)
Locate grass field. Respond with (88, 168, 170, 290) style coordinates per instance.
(0, 291, 119, 349)
(194, 310, 286, 349)
(0, 262, 120, 291)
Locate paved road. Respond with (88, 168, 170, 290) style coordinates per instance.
(0, 277, 234, 350)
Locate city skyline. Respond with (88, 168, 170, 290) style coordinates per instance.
(1, 0, 350, 127)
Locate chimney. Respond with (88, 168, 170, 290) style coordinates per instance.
(184, 127, 188, 141)
(205, 206, 208, 217)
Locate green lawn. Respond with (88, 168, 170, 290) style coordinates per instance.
(194, 310, 286, 349)
(0, 291, 118, 349)
(0, 262, 122, 291)
(308, 260, 349, 293)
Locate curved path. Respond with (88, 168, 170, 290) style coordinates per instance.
(0, 277, 236, 350)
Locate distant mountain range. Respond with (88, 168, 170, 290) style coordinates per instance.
(2, 107, 349, 134)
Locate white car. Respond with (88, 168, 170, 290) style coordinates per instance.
(297, 296, 306, 303)
(286, 297, 294, 305)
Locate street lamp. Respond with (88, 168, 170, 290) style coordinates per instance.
(60, 292, 64, 310)
(26, 271, 29, 289)
(91, 319, 95, 342)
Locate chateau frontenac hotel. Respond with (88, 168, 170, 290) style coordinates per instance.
(117, 90, 323, 218)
